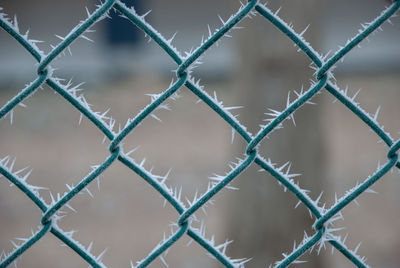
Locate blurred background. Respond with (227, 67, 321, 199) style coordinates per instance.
(0, 0, 400, 267)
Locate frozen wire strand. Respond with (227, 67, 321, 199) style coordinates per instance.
(37, 0, 116, 75)
(115, 0, 256, 142)
(257, 2, 398, 149)
(108, 74, 187, 152)
(120, 146, 256, 266)
(0, 1, 256, 266)
(109, 2, 265, 263)
(188, 222, 251, 267)
(1, 0, 400, 267)
(0, 159, 105, 268)
(0, 6, 244, 262)
(255, 2, 400, 266)
(316, 1, 400, 80)
(0, 74, 47, 121)
(249, 76, 327, 153)
(118, 152, 250, 266)
(256, 1, 400, 182)
(115, 2, 255, 142)
(5, 9, 114, 133)
(0, 7, 122, 260)
(3, 8, 400, 268)
(176, 0, 258, 76)
(0, 9, 116, 140)
(314, 155, 398, 231)
(178, 150, 256, 226)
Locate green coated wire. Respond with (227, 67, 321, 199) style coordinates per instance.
(0, 0, 399, 267)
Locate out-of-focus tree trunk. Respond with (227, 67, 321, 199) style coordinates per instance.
(225, 1, 328, 267)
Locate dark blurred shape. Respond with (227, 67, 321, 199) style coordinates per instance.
(105, 0, 143, 45)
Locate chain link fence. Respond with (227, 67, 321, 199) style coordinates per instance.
(1, 0, 400, 267)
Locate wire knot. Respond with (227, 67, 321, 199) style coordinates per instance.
(316, 66, 328, 81)
(387, 139, 400, 160)
(178, 216, 188, 227)
(245, 146, 257, 156)
(37, 60, 49, 76)
(36, 67, 49, 79)
(40, 212, 54, 226)
(109, 139, 122, 154)
(313, 218, 325, 232)
(176, 65, 187, 79)
(178, 210, 194, 228)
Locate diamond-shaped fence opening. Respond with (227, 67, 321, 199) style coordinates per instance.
(55, 161, 182, 268)
(322, 96, 389, 189)
(1, 0, 400, 267)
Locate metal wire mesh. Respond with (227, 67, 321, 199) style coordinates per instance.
(1, 0, 399, 267)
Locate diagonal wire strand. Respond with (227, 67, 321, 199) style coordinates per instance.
(0, 0, 399, 267)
